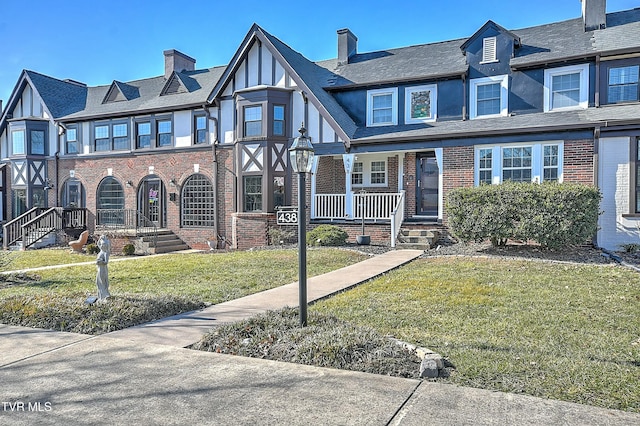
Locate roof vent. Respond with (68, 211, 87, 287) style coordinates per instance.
(163, 49, 196, 80)
(337, 28, 358, 65)
(581, 0, 606, 31)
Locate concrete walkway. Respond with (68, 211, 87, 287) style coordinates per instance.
(1, 250, 639, 425)
(105, 249, 423, 347)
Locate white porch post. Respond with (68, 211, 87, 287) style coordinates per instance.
(310, 156, 319, 219)
(398, 152, 405, 192)
(342, 154, 355, 218)
(434, 148, 443, 220)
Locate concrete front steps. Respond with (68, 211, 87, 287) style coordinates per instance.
(396, 229, 440, 250)
(140, 230, 190, 254)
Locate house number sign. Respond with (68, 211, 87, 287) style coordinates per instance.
(276, 208, 298, 225)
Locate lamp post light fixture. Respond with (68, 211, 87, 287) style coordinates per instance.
(289, 123, 315, 327)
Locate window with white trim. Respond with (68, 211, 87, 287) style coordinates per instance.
(469, 75, 508, 119)
(482, 37, 497, 63)
(351, 162, 363, 185)
(371, 161, 386, 184)
(405, 85, 437, 124)
(544, 64, 589, 112)
(478, 148, 493, 184)
(474, 142, 563, 185)
(366, 88, 398, 126)
(543, 145, 559, 181)
(351, 157, 388, 187)
(502, 147, 532, 182)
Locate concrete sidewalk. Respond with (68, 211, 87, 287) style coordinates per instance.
(2, 325, 639, 425)
(1, 249, 639, 424)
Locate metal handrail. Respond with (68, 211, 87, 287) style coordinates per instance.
(96, 209, 157, 248)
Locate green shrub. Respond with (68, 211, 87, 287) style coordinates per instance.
(122, 243, 136, 256)
(620, 243, 640, 253)
(268, 227, 296, 245)
(306, 224, 348, 246)
(446, 182, 601, 249)
(86, 243, 99, 254)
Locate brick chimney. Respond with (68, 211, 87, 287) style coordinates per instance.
(163, 49, 196, 79)
(582, 0, 606, 31)
(337, 28, 358, 65)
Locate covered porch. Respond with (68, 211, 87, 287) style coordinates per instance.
(308, 149, 444, 246)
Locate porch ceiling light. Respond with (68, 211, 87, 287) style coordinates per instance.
(289, 124, 314, 174)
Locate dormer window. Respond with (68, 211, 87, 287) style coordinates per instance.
(482, 37, 497, 63)
(543, 64, 589, 112)
(469, 75, 509, 119)
(366, 88, 398, 127)
(405, 85, 437, 124)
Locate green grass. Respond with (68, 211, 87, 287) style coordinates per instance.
(313, 257, 640, 412)
(0, 248, 368, 303)
(0, 248, 95, 271)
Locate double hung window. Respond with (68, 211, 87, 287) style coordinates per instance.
(134, 115, 173, 149)
(350, 158, 388, 187)
(195, 114, 207, 144)
(469, 75, 508, 119)
(244, 106, 262, 137)
(94, 121, 129, 152)
(66, 127, 79, 154)
(273, 105, 285, 136)
(544, 64, 589, 111)
(608, 65, 639, 103)
(366, 88, 398, 126)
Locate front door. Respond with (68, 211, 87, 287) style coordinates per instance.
(139, 178, 165, 227)
(416, 152, 439, 217)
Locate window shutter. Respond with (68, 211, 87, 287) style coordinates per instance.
(482, 37, 497, 63)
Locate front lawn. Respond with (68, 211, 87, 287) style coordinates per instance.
(0, 248, 368, 333)
(314, 257, 640, 412)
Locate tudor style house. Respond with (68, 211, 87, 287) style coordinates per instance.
(0, 0, 639, 252)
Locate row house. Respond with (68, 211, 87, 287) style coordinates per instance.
(0, 0, 639, 251)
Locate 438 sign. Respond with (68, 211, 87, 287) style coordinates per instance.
(276, 208, 298, 225)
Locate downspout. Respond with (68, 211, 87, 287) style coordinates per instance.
(54, 122, 66, 206)
(595, 55, 601, 108)
(593, 126, 600, 188)
(461, 73, 467, 121)
(204, 104, 221, 246)
(592, 126, 600, 247)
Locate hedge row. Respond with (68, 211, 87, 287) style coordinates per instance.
(445, 182, 601, 249)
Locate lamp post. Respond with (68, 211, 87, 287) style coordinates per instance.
(289, 123, 315, 327)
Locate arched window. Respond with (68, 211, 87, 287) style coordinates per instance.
(96, 177, 124, 225)
(181, 174, 215, 227)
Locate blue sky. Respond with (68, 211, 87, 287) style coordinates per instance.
(1, 0, 638, 108)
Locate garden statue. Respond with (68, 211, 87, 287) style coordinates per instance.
(95, 235, 111, 301)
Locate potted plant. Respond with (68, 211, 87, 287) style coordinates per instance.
(356, 189, 370, 245)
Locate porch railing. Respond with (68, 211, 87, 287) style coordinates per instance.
(313, 194, 346, 220)
(21, 207, 64, 250)
(96, 209, 157, 247)
(353, 192, 403, 221)
(3, 207, 42, 249)
(313, 192, 404, 221)
(389, 191, 406, 248)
